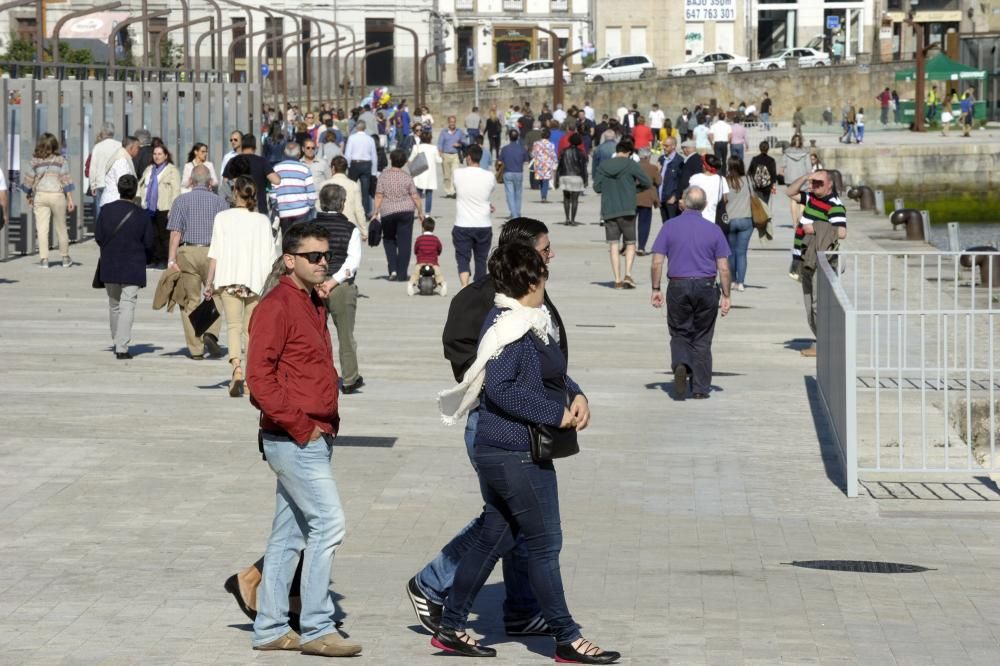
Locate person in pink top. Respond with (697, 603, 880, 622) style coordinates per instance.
(408, 217, 448, 296)
(730, 118, 748, 163)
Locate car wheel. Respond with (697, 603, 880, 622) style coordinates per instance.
(813, 62, 825, 67)
(593, 75, 603, 82)
(685, 70, 696, 76)
(731, 66, 743, 73)
(767, 64, 779, 70)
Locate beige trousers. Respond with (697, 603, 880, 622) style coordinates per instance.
(220, 291, 259, 364)
(33, 191, 69, 260)
(178, 245, 223, 356)
(441, 152, 460, 196)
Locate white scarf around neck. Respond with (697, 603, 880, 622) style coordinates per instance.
(438, 293, 551, 426)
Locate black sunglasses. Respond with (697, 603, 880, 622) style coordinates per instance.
(303, 145, 316, 150)
(289, 251, 333, 264)
(809, 179, 826, 187)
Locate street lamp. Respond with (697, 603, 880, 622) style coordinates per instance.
(907, 1, 926, 132)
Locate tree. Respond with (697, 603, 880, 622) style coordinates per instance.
(1, 35, 37, 62)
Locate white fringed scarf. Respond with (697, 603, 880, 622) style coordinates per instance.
(438, 293, 553, 426)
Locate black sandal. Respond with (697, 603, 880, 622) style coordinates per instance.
(555, 638, 621, 664)
(431, 628, 497, 657)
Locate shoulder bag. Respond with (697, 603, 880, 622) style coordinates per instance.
(527, 377, 580, 463)
(749, 176, 772, 229)
(494, 159, 506, 185)
(409, 150, 429, 177)
(714, 175, 730, 234)
(93, 209, 135, 289)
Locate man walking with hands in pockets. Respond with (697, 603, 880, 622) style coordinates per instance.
(246, 222, 362, 658)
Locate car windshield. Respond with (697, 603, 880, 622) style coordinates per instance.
(500, 62, 526, 73)
(590, 58, 611, 69)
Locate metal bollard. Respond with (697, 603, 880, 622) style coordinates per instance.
(890, 209, 925, 240)
(959, 246, 1000, 287)
(947, 222, 961, 251)
(0, 220, 8, 261)
(875, 189, 885, 215)
(848, 185, 875, 211)
(919, 210, 931, 244)
(894, 197, 905, 213)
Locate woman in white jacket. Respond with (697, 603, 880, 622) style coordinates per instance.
(409, 129, 442, 215)
(204, 176, 276, 397)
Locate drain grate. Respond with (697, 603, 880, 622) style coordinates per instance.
(785, 560, 935, 574)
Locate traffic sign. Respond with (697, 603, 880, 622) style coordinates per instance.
(826, 16, 840, 30)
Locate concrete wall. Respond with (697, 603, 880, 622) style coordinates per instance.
(425, 58, 918, 123)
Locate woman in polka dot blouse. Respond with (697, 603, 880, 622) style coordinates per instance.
(432, 243, 621, 664)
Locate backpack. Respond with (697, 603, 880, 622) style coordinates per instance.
(751, 162, 772, 190)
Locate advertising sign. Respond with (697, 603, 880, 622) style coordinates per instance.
(684, 0, 736, 22)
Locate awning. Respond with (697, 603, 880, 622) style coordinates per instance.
(894, 53, 988, 82)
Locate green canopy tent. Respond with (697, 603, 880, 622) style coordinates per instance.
(895, 53, 988, 82)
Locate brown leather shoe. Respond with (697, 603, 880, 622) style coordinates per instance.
(254, 630, 301, 651)
(800, 345, 817, 357)
(301, 633, 363, 657)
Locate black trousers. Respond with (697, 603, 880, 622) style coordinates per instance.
(713, 142, 729, 175)
(348, 160, 373, 216)
(150, 210, 170, 264)
(659, 200, 679, 223)
(666, 278, 720, 394)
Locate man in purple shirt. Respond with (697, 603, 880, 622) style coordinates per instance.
(649, 185, 732, 400)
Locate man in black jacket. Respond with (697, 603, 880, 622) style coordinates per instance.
(658, 136, 684, 222)
(406, 217, 587, 638)
(677, 139, 703, 198)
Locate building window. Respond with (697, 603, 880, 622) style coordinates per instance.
(551, 0, 569, 11)
(455, 0, 474, 10)
(365, 18, 394, 86)
(604, 27, 621, 58)
(265, 17, 284, 59)
(502, 0, 524, 11)
(231, 17, 247, 60)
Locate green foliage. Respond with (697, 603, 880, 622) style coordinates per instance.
(1, 33, 93, 65)
(895, 192, 1000, 224)
(2, 35, 36, 62)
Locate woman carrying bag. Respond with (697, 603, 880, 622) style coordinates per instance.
(433, 243, 621, 665)
(724, 157, 754, 292)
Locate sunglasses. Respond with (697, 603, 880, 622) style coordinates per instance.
(304, 146, 316, 150)
(290, 250, 333, 264)
(809, 179, 827, 188)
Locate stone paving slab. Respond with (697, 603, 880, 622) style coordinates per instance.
(2, 169, 1000, 665)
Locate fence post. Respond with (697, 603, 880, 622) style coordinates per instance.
(947, 222, 961, 251)
(920, 210, 931, 244)
(874, 189, 885, 215)
(844, 306, 858, 497)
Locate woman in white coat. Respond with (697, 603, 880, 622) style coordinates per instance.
(408, 129, 442, 215)
(204, 176, 276, 397)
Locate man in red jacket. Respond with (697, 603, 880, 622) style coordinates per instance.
(245, 223, 362, 658)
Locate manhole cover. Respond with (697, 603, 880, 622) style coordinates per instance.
(785, 560, 934, 574)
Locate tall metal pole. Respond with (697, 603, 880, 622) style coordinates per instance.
(395, 25, 421, 113)
(196, 21, 239, 79)
(908, 12, 926, 132)
(328, 39, 365, 110)
(310, 18, 348, 110)
(257, 28, 302, 113)
(220, 0, 257, 81)
(223, 25, 269, 83)
(263, 8, 303, 115)
(305, 36, 348, 114)
(420, 47, 451, 111)
(343, 42, 375, 102)
(153, 16, 214, 75)
(361, 45, 395, 93)
(203, 0, 224, 72)
(109, 10, 171, 77)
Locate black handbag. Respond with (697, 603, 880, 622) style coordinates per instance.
(714, 175, 730, 234)
(527, 378, 580, 463)
(367, 218, 382, 247)
(188, 297, 220, 338)
(528, 422, 579, 463)
(93, 209, 135, 289)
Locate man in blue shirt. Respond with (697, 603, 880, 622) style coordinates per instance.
(960, 91, 974, 138)
(498, 130, 530, 219)
(649, 185, 732, 400)
(437, 116, 466, 198)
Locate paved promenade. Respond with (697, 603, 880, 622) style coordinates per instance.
(2, 179, 1000, 665)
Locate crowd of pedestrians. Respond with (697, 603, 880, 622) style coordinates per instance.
(3, 90, 869, 663)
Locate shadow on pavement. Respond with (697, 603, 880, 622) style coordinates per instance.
(783, 338, 814, 351)
(803, 375, 848, 495)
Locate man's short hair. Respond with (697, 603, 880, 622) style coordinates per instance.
(422, 217, 436, 232)
(498, 217, 548, 248)
(466, 144, 483, 163)
(331, 155, 349, 174)
(284, 142, 301, 159)
(282, 222, 330, 255)
(680, 139, 696, 150)
(241, 134, 257, 150)
(508, 129, 519, 142)
(682, 186, 708, 211)
(615, 139, 633, 154)
(116, 174, 138, 200)
(122, 136, 140, 150)
(319, 183, 347, 213)
(135, 129, 152, 145)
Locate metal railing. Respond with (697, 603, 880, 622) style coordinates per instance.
(817, 250, 999, 497)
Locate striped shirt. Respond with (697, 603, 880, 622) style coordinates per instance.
(167, 186, 230, 245)
(273, 159, 317, 219)
(794, 191, 846, 256)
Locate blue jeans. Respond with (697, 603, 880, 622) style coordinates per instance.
(93, 188, 105, 223)
(415, 410, 539, 621)
(726, 216, 753, 284)
(761, 112, 770, 130)
(253, 434, 346, 647)
(503, 172, 523, 218)
(731, 144, 745, 162)
(636, 206, 653, 251)
(539, 179, 550, 201)
(441, 446, 581, 645)
(418, 188, 433, 215)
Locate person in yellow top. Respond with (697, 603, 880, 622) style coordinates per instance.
(926, 85, 939, 122)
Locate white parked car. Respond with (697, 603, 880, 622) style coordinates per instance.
(582, 55, 655, 82)
(753, 47, 831, 71)
(487, 59, 572, 88)
(665, 51, 749, 77)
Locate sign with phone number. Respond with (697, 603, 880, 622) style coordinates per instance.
(684, 0, 736, 22)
